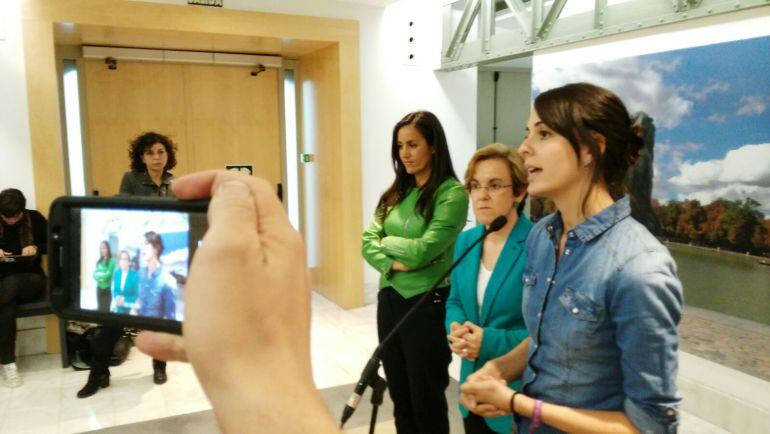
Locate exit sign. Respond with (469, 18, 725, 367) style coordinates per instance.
(226, 164, 253, 175)
(188, 0, 223, 7)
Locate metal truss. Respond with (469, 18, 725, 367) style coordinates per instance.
(441, 0, 770, 71)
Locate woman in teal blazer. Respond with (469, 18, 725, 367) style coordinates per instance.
(446, 143, 531, 434)
(111, 251, 139, 314)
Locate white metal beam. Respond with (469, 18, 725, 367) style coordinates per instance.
(440, 0, 770, 71)
(445, 0, 481, 60)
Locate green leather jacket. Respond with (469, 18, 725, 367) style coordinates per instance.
(93, 257, 116, 290)
(362, 178, 469, 299)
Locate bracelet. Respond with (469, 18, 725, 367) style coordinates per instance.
(509, 391, 519, 414)
(529, 399, 543, 433)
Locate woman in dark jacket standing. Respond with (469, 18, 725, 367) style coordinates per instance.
(78, 131, 178, 398)
(118, 131, 177, 197)
(362, 111, 469, 433)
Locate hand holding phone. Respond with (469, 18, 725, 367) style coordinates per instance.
(134, 170, 336, 433)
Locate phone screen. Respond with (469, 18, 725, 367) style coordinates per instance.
(77, 208, 207, 322)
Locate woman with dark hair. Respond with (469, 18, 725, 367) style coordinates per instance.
(460, 83, 682, 433)
(133, 232, 176, 320)
(78, 131, 178, 398)
(119, 131, 178, 197)
(92, 241, 115, 312)
(0, 188, 47, 388)
(362, 111, 469, 433)
(445, 143, 532, 434)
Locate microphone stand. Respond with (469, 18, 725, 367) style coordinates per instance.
(368, 376, 387, 434)
(340, 217, 506, 430)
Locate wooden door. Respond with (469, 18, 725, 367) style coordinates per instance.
(83, 59, 189, 196)
(183, 64, 281, 184)
(83, 59, 281, 196)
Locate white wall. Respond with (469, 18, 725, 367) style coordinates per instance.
(0, 0, 36, 209)
(358, 0, 477, 296)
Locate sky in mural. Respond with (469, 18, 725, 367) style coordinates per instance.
(532, 35, 770, 215)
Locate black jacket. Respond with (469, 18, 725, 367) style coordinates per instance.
(0, 209, 47, 276)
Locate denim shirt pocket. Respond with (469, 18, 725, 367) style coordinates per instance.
(559, 287, 603, 323)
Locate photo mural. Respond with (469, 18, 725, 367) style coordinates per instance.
(530, 35, 770, 325)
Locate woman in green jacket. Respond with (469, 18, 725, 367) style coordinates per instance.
(93, 240, 115, 312)
(362, 111, 469, 434)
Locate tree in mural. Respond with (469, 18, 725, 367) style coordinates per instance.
(651, 198, 770, 255)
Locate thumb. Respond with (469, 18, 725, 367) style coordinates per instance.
(207, 180, 256, 237)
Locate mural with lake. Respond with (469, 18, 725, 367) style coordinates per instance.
(530, 35, 770, 325)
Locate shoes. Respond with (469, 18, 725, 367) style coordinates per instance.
(2, 363, 22, 388)
(77, 372, 110, 398)
(153, 360, 167, 385)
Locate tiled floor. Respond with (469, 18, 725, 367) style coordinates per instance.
(1, 292, 730, 433)
(679, 305, 770, 382)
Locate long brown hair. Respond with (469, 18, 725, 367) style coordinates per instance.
(376, 111, 459, 221)
(144, 231, 164, 259)
(96, 240, 112, 266)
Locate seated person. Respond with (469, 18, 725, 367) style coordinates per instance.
(0, 188, 47, 388)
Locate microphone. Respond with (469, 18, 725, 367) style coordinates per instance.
(340, 356, 380, 426)
(487, 215, 507, 233)
(340, 214, 508, 427)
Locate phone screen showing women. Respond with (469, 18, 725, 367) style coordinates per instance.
(79, 208, 205, 321)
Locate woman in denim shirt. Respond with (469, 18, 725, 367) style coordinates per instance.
(460, 83, 683, 433)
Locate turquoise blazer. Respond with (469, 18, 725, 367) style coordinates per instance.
(445, 216, 532, 433)
(112, 268, 139, 314)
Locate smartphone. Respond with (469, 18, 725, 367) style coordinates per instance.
(48, 196, 209, 334)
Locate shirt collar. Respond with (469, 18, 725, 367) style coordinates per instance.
(542, 196, 631, 243)
(140, 171, 172, 186)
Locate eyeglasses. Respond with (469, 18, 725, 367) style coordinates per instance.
(466, 182, 513, 195)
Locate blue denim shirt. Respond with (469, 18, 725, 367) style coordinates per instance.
(519, 197, 682, 433)
(137, 265, 177, 320)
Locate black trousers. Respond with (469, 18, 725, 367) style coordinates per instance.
(96, 288, 111, 313)
(89, 326, 166, 377)
(377, 286, 451, 434)
(464, 412, 499, 434)
(0, 272, 46, 364)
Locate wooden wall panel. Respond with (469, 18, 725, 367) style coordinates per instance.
(298, 44, 363, 309)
